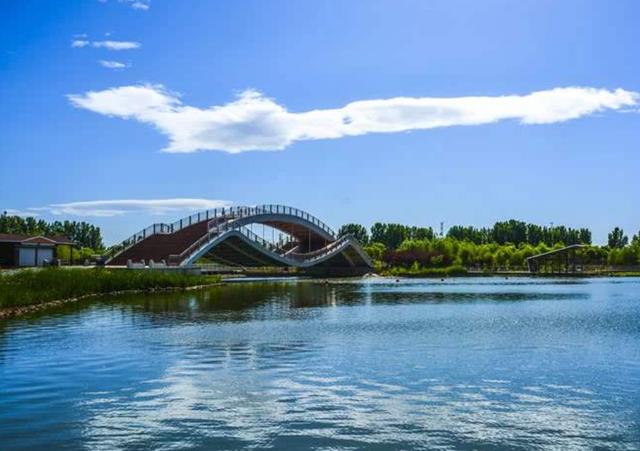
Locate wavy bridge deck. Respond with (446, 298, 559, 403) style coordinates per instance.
(107, 205, 373, 275)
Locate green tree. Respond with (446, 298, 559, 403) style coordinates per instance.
(409, 226, 434, 241)
(337, 223, 369, 244)
(370, 223, 410, 249)
(578, 228, 592, 245)
(447, 225, 485, 244)
(363, 242, 386, 261)
(608, 227, 628, 249)
(492, 220, 527, 245)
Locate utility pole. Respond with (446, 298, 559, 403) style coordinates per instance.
(440, 221, 444, 238)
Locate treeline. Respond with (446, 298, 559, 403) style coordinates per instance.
(448, 220, 591, 246)
(339, 219, 591, 248)
(338, 221, 640, 270)
(0, 212, 104, 250)
(338, 223, 436, 250)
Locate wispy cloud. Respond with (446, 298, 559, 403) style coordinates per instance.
(71, 39, 140, 50)
(99, 60, 129, 70)
(67, 85, 639, 154)
(92, 40, 141, 50)
(25, 199, 232, 217)
(98, 0, 151, 10)
(3, 209, 39, 217)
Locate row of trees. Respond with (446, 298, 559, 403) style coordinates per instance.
(338, 223, 435, 248)
(338, 219, 594, 248)
(0, 212, 104, 250)
(376, 235, 640, 271)
(338, 221, 640, 270)
(447, 220, 592, 246)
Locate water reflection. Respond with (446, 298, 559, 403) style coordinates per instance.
(368, 290, 590, 304)
(1, 277, 639, 450)
(76, 345, 636, 450)
(0, 278, 596, 328)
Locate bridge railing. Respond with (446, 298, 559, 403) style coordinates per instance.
(107, 208, 233, 257)
(175, 221, 337, 266)
(237, 225, 299, 254)
(167, 205, 372, 267)
(108, 204, 335, 260)
(287, 234, 353, 262)
(207, 204, 335, 238)
(106, 222, 174, 256)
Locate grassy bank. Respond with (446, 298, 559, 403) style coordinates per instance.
(0, 268, 221, 309)
(382, 265, 469, 277)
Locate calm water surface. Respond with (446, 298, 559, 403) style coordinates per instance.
(1, 277, 639, 450)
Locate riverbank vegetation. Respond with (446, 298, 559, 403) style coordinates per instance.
(338, 221, 640, 273)
(384, 264, 469, 277)
(0, 268, 221, 309)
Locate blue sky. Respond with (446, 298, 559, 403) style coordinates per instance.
(1, 0, 638, 245)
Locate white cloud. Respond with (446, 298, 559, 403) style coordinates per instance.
(98, 0, 151, 9)
(92, 40, 141, 50)
(49, 199, 231, 217)
(72, 39, 141, 50)
(26, 199, 231, 218)
(68, 85, 639, 154)
(129, 1, 150, 10)
(71, 39, 90, 48)
(99, 60, 128, 69)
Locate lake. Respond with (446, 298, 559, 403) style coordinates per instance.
(1, 277, 639, 450)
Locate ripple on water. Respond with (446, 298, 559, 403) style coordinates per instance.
(0, 278, 639, 449)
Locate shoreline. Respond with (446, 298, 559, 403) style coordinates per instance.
(3, 272, 639, 320)
(385, 272, 640, 278)
(0, 282, 224, 320)
(380, 269, 640, 278)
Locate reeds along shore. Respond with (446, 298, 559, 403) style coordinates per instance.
(0, 268, 221, 309)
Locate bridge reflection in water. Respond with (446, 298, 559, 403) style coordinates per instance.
(107, 205, 372, 276)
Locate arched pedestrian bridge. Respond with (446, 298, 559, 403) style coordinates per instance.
(107, 205, 373, 275)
